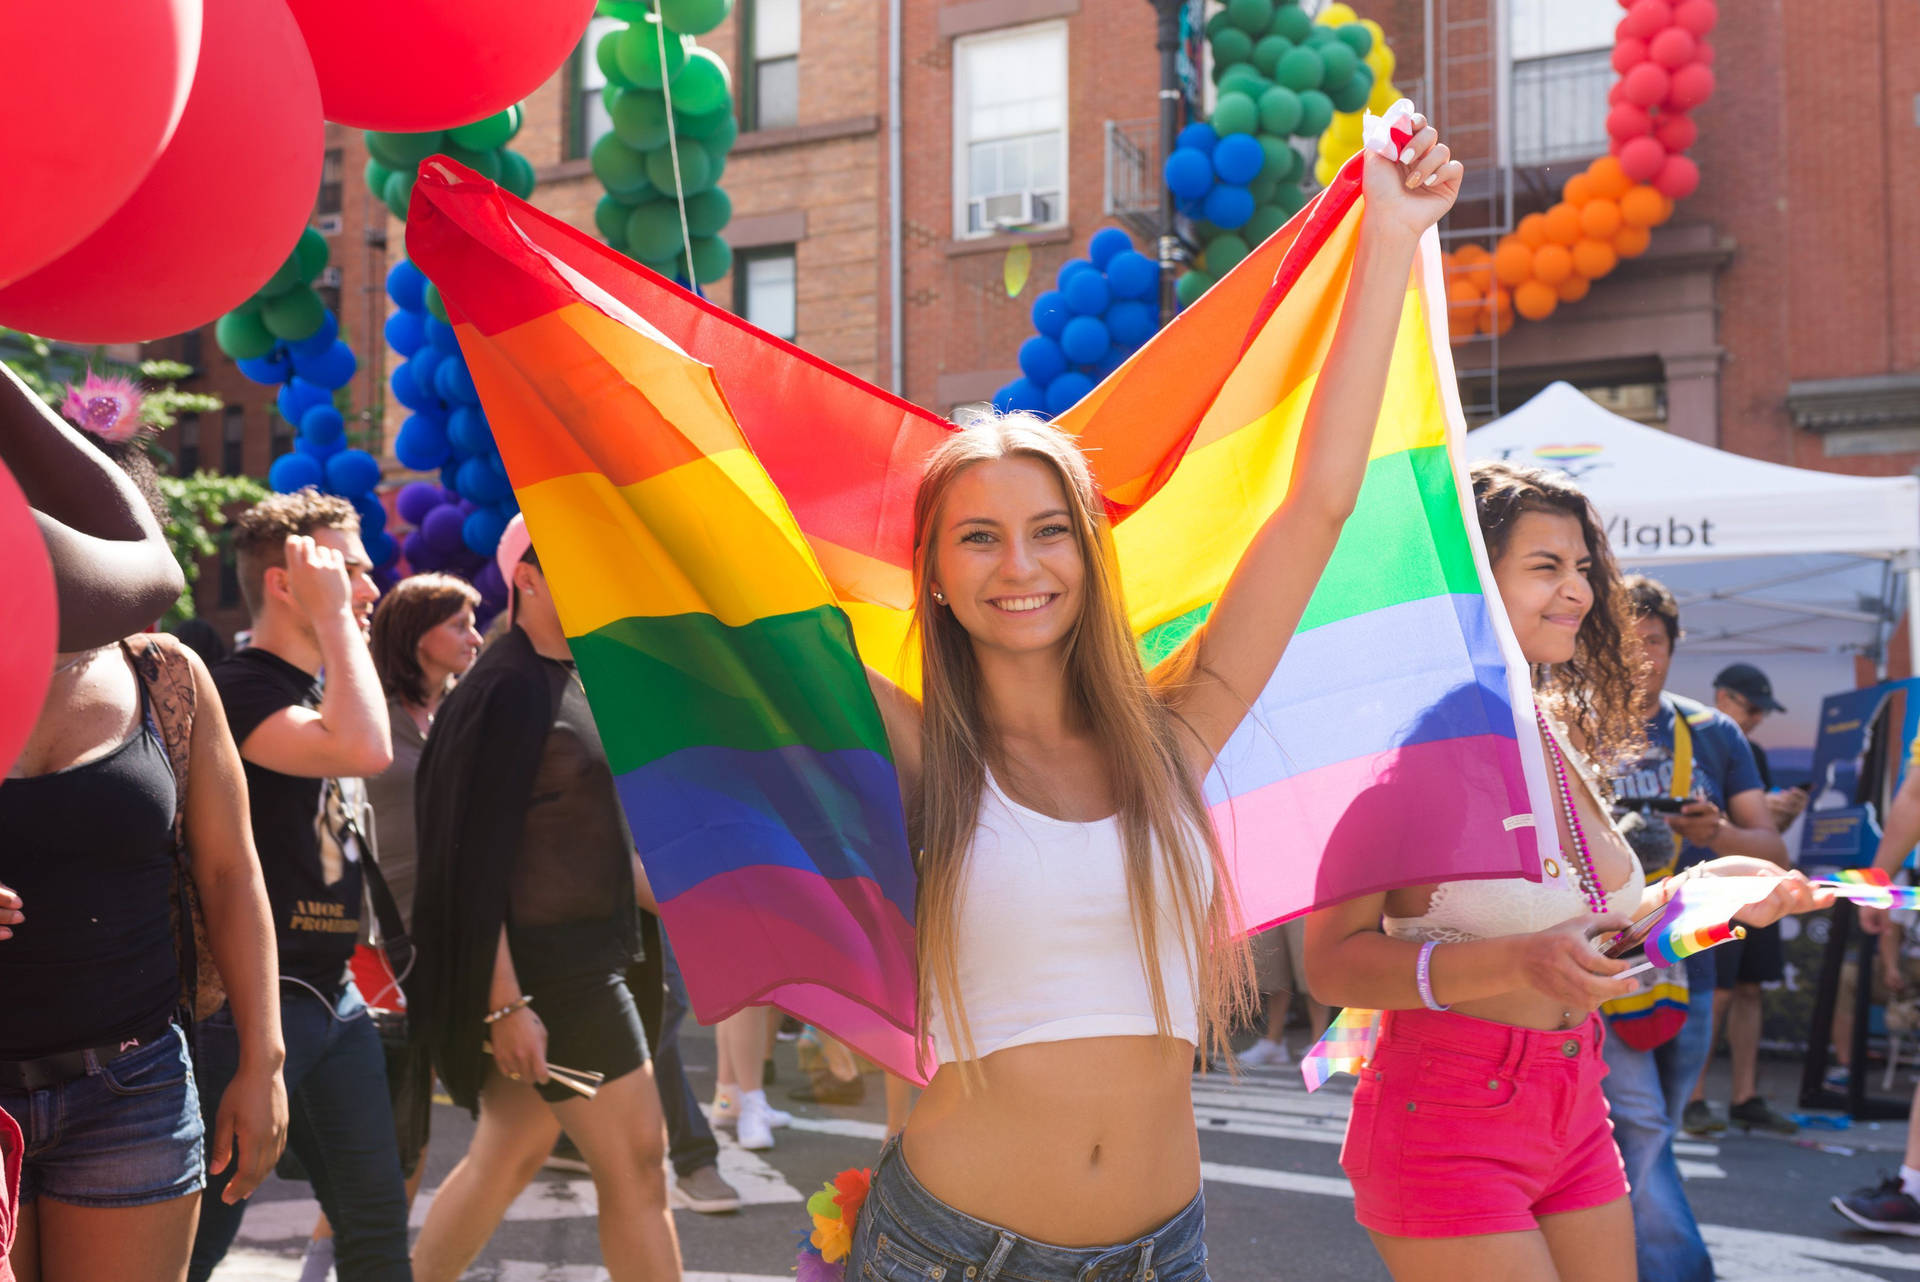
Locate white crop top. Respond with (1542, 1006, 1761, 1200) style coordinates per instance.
(1384, 718, 1645, 944)
(926, 771, 1212, 1064)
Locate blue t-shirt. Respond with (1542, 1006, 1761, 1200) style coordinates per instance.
(1612, 692, 1765, 874)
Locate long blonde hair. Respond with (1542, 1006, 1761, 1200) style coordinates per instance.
(908, 411, 1252, 1073)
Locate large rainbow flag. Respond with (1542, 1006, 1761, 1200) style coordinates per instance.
(407, 144, 1550, 1074)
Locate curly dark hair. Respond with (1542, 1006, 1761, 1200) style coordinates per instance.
(1471, 460, 1645, 772)
(231, 488, 359, 617)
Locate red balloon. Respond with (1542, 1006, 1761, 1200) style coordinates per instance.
(1619, 136, 1668, 183)
(1649, 27, 1698, 69)
(1612, 36, 1650, 74)
(284, 0, 595, 132)
(0, 456, 56, 780)
(0, 0, 201, 288)
(1674, 0, 1719, 35)
(0, 0, 321, 343)
(1654, 112, 1698, 152)
(1654, 154, 1700, 200)
(1619, 0, 1673, 41)
(1608, 79, 1629, 106)
(1696, 39, 1716, 64)
(1607, 103, 1654, 142)
(1668, 62, 1716, 110)
(1622, 62, 1671, 107)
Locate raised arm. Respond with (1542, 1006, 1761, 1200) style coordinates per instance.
(1169, 120, 1462, 762)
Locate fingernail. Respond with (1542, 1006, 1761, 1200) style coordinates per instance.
(1400, 146, 1416, 164)
(1424, 173, 1440, 186)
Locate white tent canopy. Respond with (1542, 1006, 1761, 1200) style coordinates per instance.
(1468, 382, 1920, 753)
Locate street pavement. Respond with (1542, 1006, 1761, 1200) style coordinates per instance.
(212, 1027, 1920, 1281)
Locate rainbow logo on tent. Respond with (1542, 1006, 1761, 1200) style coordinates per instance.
(1533, 443, 1604, 463)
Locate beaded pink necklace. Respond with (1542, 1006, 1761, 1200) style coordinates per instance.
(1536, 706, 1611, 916)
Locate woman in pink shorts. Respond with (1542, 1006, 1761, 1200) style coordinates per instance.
(1306, 462, 1825, 1281)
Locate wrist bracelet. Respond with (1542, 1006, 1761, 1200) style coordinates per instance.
(483, 995, 533, 1025)
(1416, 940, 1450, 1012)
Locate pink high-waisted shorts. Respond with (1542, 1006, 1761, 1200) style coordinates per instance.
(1339, 1007, 1627, 1238)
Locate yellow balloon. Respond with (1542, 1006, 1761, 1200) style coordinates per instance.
(1368, 79, 1400, 114)
(1314, 157, 1339, 187)
(1318, 2, 1358, 25)
(1330, 111, 1364, 141)
(1360, 18, 1385, 44)
(1371, 45, 1397, 80)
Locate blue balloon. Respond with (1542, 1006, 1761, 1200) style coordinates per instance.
(294, 339, 357, 391)
(425, 317, 460, 356)
(1063, 271, 1111, 318)
(1203, 184, 1255, 230)
(1088, 227, 1132, 268)
(325, 448, 382, 497)
(1055, 258, 1095, 290)
(1089, 347, 1128, 381)
(268, 452, 324, 494)
(353, 493, 387, 535)
(456, 456, 511, 506)
(433, 358, 480, 407)
(462, 507, 510, 556)
(299, 405, 346, 447)
(1177, 194, 1204, 218)
(993, 378, 1049, 414)
(439, 462, 462, 491)
(364, 529, 399, 569)
(1017, 336, 1067, 386)
(1176, 121, 1219, 156)
(1059, 315, 1111, 365)
(1105, 299, 1159, 350)
(384, 309, 426, 357)
(1164, 147, 1214, 201)
(387, 259, 427, 313)
(390, 359, 436, 412)
(487, 452, 510, 480)
(277, 378, 330, 425)
(394, 415, 452, 471)
(446, 405, 492, 457)
(296, 435, 344, 462)
(1043, 371, 1094, 417)
(1105, 250, 1160, 302)
(237, 351, 291, 385)
(1030, 291, 1070, 338)
(288, 310, 340, 360)
(492, 488, 519, 516)
(1212, 133, 1265, 185)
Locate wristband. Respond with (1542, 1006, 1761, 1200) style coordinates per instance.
(1416, 940, 1450, 1012)
(483, 995, 533, 1025)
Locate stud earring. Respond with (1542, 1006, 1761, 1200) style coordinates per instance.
(932, 590, 947, 604)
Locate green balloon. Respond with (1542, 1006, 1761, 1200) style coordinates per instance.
(1218, 66, 1269, 99)
(610, 176, 656, 206)
(597, 28, 634, 88)
(505, 104, 524, 141)
(1251, 35, 1292, 76)
(295, 227, 328, 283)
(638, 254, 679, 279)
(499, 149, 536, 200)
(658, 0, 732, 36)
(383, 169, 416, 221)
(625, 200, 685, 262)
(1263, 135, 1304, 183)
(1270, 4, 1311, 42)
(602, 83, 622, 113)
(215, 309, 276, 361)
(1244, 203, 1291, 245)
(256, 250, 304, 299)
(1210, 91, 1259, 136)
(1226, 0, 1273, 35)
(675, 99, 734, 141)
(1211, 27, 1253, 67)
(441, 143, 503, 182)
(449, 110, 515, 151)
(611, 89, 671, 150)
(1304, 23, 1336, 45)
(1248, 169, 1278, 203)
(1335, 22, 1373, 56)
(365, 130, 443, 170)
(687, 233, 731, 285)
(1318, 43, 1358, 92)
(261, 286, 326, 341)
(423, 281, 448, 324)
(1205, 10, 1232, 39)
(683, 186, 731, 236)
(364, 158, 395, 199)
(1275, 46, 1324, 92)
(706, 111, 738, 155)
(672, 49, 731, 116)
(1257, 85, 1302, 135)
(1206, 234, 1251, 276)
(1174, 269, 1215, 308)
(616, 17, 691, 90)
(644, 137, 713, 195)
(1328, 64, 1373, 114)
(591, 133, 653, 195)
(1276, 183, 1307, 214)
(595, 195, 633, 245)
(1296, 89, 1334, 136)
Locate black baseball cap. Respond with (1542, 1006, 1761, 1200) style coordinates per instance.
(1714, 662, 1784, 713)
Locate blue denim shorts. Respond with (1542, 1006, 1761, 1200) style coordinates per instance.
(0, 1024, 204, 1208)
(848, 1137, 1209, 1282)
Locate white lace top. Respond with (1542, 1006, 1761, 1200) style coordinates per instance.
(1383, 717, 1646, 944)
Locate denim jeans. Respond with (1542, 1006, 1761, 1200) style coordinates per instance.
(850, 1136, 1209, 1281)
(187, 981, 410, 1282)
(1601, 953, 1716, 1282)
(654, 934, 719, 1178)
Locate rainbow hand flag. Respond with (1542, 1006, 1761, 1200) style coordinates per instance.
(1827, 867, 1920, 910)
(1627, 876, 1781, 969)
(1300, 1007, 1382, 1092)
(406, 162, 921, 1081)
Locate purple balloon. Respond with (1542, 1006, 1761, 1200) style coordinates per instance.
(474, 560, 506, 602)
(396, 480, 443, 526)
(420, 503, 468, 556)
(401, 529, 436, 571)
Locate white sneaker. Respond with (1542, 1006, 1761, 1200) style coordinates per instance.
(764, 1103, 793, 1128)
(736, 1092, 776, 1150)
(1237, 1038, 1290, 1068)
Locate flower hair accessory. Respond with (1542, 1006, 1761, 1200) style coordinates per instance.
(795, 1166, 871, 1281)
(60, 372, 145, 444)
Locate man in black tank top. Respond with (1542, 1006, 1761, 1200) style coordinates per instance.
(188, 491, 410, 1282)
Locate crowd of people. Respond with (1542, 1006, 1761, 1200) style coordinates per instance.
(0, 119, 1913, 1282)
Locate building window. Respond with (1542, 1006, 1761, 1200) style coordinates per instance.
(736, 247, 797, 340)
(953, 23, 1067, 238)
(176, 413, 200, 476)
(316, 147, 344, 217)
(570, 15, 625, 159)
(744, 0, 799, 131)
(270, 412, 294, 462)
(1509, 0, 1616, 167)
(221, 406, 245, 475)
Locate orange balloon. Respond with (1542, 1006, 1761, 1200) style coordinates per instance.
(1572, 238, 1618, 279)
(1579, 198, 1623, 240)
(1564, 174, 1595, 206)
(1481, 286, 1514, 336)
(1516, 213, 1550, 249)
(1446, 275, 1482, 335)
(1531, 242, 1574, 286)
(1556, 275, 1591, 303)
(1544, 202, 1583, 245)
(1613, 223, 1652, 257)
(1587, 155, 1632, 201)
(1492, 237, 1535, 288)
(1453, 242, 1493, 293)
(1657, 193, 1677, 225)
(1514, 279, 1558, 321)
(1454, 242, 1490, 264)
(1620, 185, 1665, 228)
